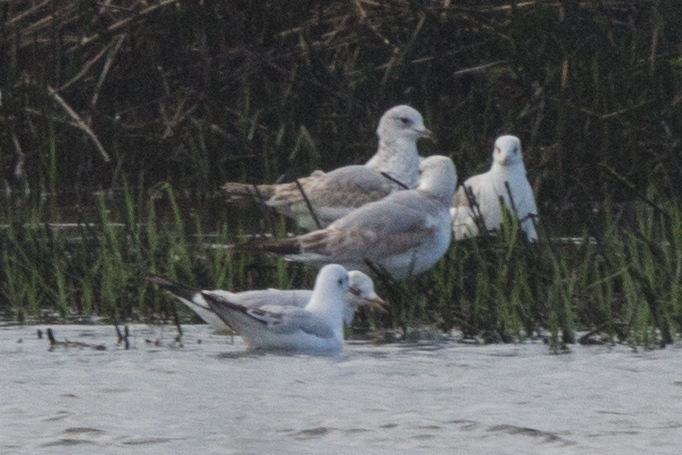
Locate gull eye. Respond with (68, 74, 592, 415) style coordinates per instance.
(399, 117, 411, 125)
(337, 278, 343, 286)
(495, 147, 501, 153)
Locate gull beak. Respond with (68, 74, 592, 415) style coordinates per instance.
(349, 287, 388, 312)
(417, 128, 433, 140)
(368, 296, 388, 312)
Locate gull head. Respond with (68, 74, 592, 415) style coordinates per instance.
(315, 264, 351, 296)
(492, 135, 523, 167)
(376, 105, 432, 142)
(417, 155, 457, 202)
(347, 270, 387, 311)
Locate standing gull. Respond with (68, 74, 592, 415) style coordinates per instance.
(451, 135, 539, 241)
(222, 105, 431, 230)
(200, 264, 352, 353)
(239, 155, 457, 280)
(146, 270, 386, 335)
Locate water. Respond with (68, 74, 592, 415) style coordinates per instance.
(2, 325, 681, 454)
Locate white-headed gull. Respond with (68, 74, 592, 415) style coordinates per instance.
(451, 135, 538, 241)
(199, 264, 353, 353)
(146, 270, 385, 335)
(222, 105, 431, 230)
(240, 155, 457, 280)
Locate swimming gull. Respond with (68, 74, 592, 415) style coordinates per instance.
(451, 135, 538, 241)
(201, 264, 352, 353)
(239, 155, 457, 280)
(222, 105, 431, 230)
(146, 270, 386, 335)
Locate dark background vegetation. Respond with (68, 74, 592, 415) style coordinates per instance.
(1, 0, 682, 345)
(2, 0, 681, 229)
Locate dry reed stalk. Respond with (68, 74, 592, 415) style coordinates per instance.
(47, 86, 111, 162)
(70, 0, 180, 51)
(90, 34, 127, 111)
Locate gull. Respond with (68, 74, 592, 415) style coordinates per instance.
(222, 105, 431, 230)
(145, 270, 386, 335)
(239, 155, 457, 280)
(149, 264, 353, 353)
(200, 264, 351, 353)
(451, 135, 539, 241)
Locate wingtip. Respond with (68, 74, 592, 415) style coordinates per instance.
(200, 291, 265, 323)
(222, 182, 276, 200)
(145, 274, 198, 302)
(234, 237, 302, 256)
(144, 274, 175, 287)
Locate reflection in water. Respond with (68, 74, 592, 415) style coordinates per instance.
(1, 324, 682, 454)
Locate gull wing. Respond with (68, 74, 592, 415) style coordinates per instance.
(298, 195, 440, 261)
(201, 292, 335, 339)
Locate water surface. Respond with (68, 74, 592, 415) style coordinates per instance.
(1, 325, 681, 454)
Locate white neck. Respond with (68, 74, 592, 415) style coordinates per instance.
(366, 137, 421, 188)
(418, 174, 456, 206)
(418, 184, 455, 206)
(305, 288, 345, 335)
(490, 160, 526, 176)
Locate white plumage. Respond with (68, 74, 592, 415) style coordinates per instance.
(201, 264, 352, 354)
(451, 135, 538, 241)
(146, 270, 385, 335)
(222, 105, 431, 230)
(243, 155, 457, 280)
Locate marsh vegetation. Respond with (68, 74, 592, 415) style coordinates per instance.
(1, 0, 682, 346)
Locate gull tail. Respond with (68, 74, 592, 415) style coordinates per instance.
(146, 274, 236, 333)
(222, 181, 277, 200)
